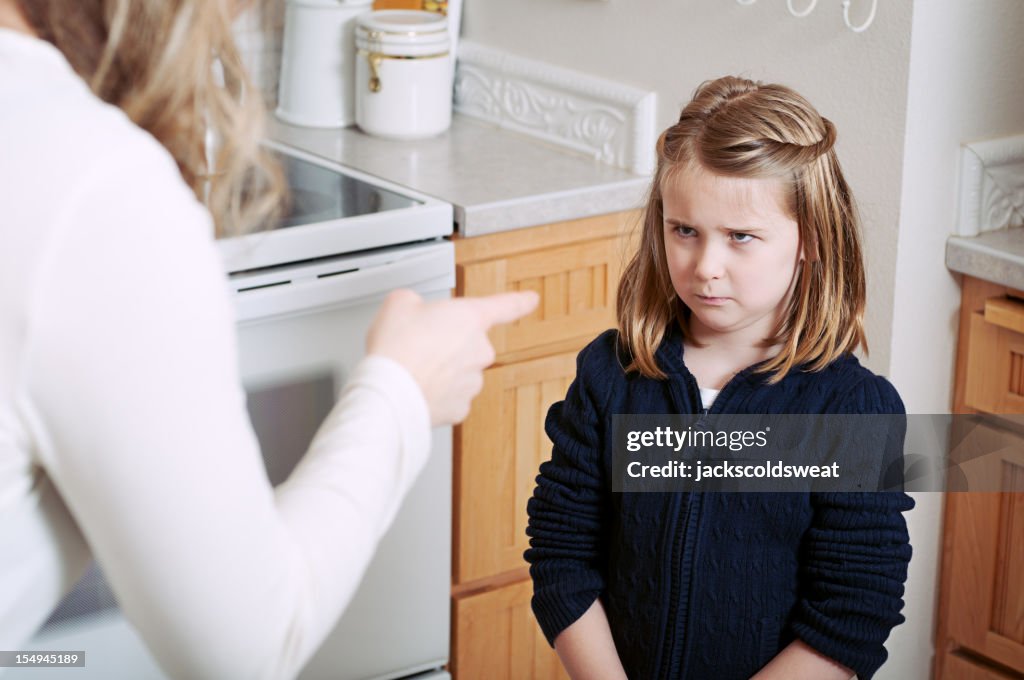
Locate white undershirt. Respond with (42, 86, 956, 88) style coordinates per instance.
(0, 29, 431, 679)
(699, 387, 721, 410)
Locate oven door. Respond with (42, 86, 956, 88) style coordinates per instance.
(236, 240, 454, 680)
(10, 240, 454, 680)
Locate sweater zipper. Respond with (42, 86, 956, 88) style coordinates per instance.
(661, 493, 686, 679)
(662, 368, 747, 678)
(661, 372, 702, 679)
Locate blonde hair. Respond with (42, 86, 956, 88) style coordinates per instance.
(17, 0, 284, 236)
(617, 76, 866, 383)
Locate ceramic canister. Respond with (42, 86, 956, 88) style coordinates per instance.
(277, 0, 373, 128)
(355, 10, 452, 140)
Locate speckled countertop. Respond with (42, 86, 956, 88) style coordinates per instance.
(269, 115, 650, 238)
(947, 227, 1024, 291)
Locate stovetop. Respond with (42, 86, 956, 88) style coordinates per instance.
(218, 142, 453, 274)
(276, 152, 420, 229)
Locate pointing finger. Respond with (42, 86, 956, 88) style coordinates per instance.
(468, 291, 540, 328)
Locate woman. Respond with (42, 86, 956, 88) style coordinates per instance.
(0, 1, 536, 678)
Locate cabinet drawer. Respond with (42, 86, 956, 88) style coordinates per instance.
(454, 351, 578, 584)
(964, 298, 1024, 413)
(451, 579, 568, 680)
(458, 235, 627, 363)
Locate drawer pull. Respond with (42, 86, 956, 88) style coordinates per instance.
(984, 297, 1024, 335)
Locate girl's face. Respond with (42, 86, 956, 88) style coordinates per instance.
(662, 167, 801, 347)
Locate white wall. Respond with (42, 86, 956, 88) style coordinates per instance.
(886, 3, 1024, 676)
(463, 0, 914, 374)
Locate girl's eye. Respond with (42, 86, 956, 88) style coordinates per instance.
(674, 225, 697, 237)
(731, 232, 755, 243)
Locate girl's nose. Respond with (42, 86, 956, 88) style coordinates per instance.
(693, 242, 725, 281)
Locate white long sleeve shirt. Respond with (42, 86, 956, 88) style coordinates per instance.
(0, 28, 432, 679)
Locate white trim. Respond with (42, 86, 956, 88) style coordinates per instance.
(957, 133, 1024, 236)
(453, 40, 657, 176)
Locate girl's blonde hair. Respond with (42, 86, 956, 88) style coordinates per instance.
(17, 0, 284, 236)
(617, 75, 867, 384)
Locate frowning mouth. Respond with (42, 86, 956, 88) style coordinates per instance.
(694, 294, 731, 306)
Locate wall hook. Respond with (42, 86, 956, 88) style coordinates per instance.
(841, 0, 877, 32)
(786, 0, 818, 18)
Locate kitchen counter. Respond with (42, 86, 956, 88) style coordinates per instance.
(270, 115, 650, 238)
(947, 227, 1024, 291)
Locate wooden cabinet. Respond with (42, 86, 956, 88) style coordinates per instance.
(935, 276, 1024, 679)
(455, 351, 577, 583)
(940, 655, 1021, 680)
(449, 211, 638, 678)
(964, 296, 1024, 413)
(452, 578, 569, 680)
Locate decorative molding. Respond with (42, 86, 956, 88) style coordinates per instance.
(957, 133, 1024, 237)
(453, 41, 656, 176)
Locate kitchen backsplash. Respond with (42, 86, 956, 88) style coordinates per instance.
(234, 2, 656, 175)
(957, 133, 1024, 237)
(453, 41, 655, 175)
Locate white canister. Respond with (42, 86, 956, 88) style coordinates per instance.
(355, 10, 452, 140)
(277, 0, 372, 128)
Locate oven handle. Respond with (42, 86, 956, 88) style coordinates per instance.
(231, 242, 454, 323)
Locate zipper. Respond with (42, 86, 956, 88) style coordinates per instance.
(659, 373, 700, 679)
(659, 353, 752, 678)
(659, 493, 684, 679)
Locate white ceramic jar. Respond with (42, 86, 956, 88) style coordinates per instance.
(277, 0, 372, 128)
(355, 10, 452, 140)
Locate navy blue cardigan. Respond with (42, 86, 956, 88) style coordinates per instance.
(525, 327, 914, 679)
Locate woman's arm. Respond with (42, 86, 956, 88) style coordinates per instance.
(554, 599, 628, 680)
(18, 148, 529, 679)
(750, 639, 853, 680)
(19, 153, 426, 679)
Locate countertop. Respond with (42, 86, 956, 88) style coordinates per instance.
(947, 227, 1024, 291)
(270, 115, 651, 238)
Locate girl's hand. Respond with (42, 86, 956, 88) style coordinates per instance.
(554, 599, 629, 680)
(367, 289, 539, 426)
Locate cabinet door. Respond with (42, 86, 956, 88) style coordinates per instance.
(964, 299, 1024, 413)
(940, 653, 1020, 679)
(944, 422, 1024, 672)
(454, 351, 577, 584)
(459, 235, 625, 363)
(452, 579, 569, 680)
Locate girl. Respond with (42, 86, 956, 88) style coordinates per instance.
(525, 76, 913, 680)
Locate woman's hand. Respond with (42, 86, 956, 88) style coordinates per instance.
(367, 289, 539, 425)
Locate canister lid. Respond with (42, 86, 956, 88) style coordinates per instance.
(356, 10, 449, 53)
(356, 9, 448, 36)
(285, 0, 372, 7)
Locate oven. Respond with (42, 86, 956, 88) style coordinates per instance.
(6, 145, 455, 680)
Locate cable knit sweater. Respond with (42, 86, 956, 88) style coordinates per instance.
(525, 327, 914, 679)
